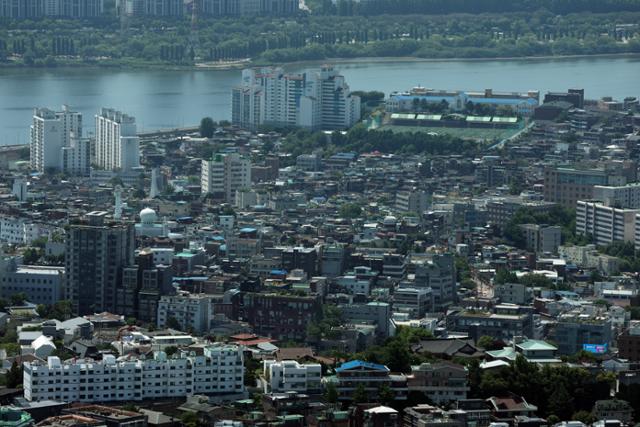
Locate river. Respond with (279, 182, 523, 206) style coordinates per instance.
(0, 55, 639, 145)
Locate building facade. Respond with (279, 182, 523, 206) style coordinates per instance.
(0, 0, 103, 18)
(0, 258, 64, 306)
(232, 66, 360, 131)
(65, 211, 135, 315)
(263, 360, 322, 393)
(23, 345, 244, 402)
(156, 292, 211, 333)
(334, 360, 407, 401)
(544, 167, 626, 208)
(576, 201, 640, 246)
(201, 153, 251, 202)
(95, 108, 140, 172)
(30, 106, 82, 173)
(519, 224, 562, 254)
(407, 362, 469, 405)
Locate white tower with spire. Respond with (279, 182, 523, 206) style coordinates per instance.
(149, 167, 160, 199)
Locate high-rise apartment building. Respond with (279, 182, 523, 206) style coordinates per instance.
(94, 108, 140, 172)
(198, 0, 297, 16)
(201, 153, 251, 202)
(117, 0, 183, 16)
(65, 211, 135, 315)
(232, 66, 361, 130)
(30, 106, 82, 173)
(61, 136, 91, 176)
(0, 0, 103, 18)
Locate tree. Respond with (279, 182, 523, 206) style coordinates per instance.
(164, 346, 178, 356)
(378, 383, 395, 405)
(338, 203, 362, 219)
(181, 412, 202, 427)
(324, 381, 338, 403)
(6, 361, 22, 388)
(352, 383, 368, 403)
(572, 411, 596, 425)
(546, 383, 574, 421)
(22, 248, 40, 265)
(165, 316, 182, 331)
(10, 293, 27, 306)
(477, 335, 500, 350)
(199, 117, 215, 138)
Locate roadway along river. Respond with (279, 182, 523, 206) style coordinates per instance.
(0, 55, 638, 145)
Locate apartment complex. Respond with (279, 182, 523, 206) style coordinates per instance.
(23, 345, 244, 402)
(30, 106, 82, 173)
(65, 211, 135, 315)
(575, 200, 640, 246)
(117, 0, 184, 16)
(94, 108, 140, 172)
(0, 0, 103, 18)
(232, 66, 361, 130)
(592, 183, 640, 209)
(201, 153, 251, 202)
(263, 360, 322, 393)
(199, 0, 298, 16)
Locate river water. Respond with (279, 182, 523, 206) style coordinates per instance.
(0, 55, 638, 145)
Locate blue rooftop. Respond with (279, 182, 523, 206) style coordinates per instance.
(336, 360, 388, 372)
(240, 227, 257, 233)
(271, 269, 287, 275)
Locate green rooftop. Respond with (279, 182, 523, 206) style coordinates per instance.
(0, 408, 33, 427)
(516, 339, 557, 351)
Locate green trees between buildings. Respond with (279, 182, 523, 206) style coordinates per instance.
(199, 117, 216, 138)
(468, 355, 613, 420)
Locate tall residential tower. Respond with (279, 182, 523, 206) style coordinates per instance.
(94, 108, 140, 172)
(30, 105, 82, 173)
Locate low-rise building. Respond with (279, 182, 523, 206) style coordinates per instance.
(23, 345, 244, 402)
(407, 362, 469, 405)
(334, 360, 408, 401)
(263, 360, 322, 394)
(519, 224, 562, 254)
(156, 292, 212, 333)
(553, 311, 612, 355)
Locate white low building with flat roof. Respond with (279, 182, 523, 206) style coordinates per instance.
(23, 344, 245, 402)
(263, 360, 322, 394)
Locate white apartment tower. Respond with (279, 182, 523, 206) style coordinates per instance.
(201, 153, 251, 202)
(95, 108, 140, 171)
(232, 66, 360, 130)
(30, 105, 82, 173)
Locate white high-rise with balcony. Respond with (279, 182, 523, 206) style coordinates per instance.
(95, 108, 140, 171)
(30, 105, 82, 173)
